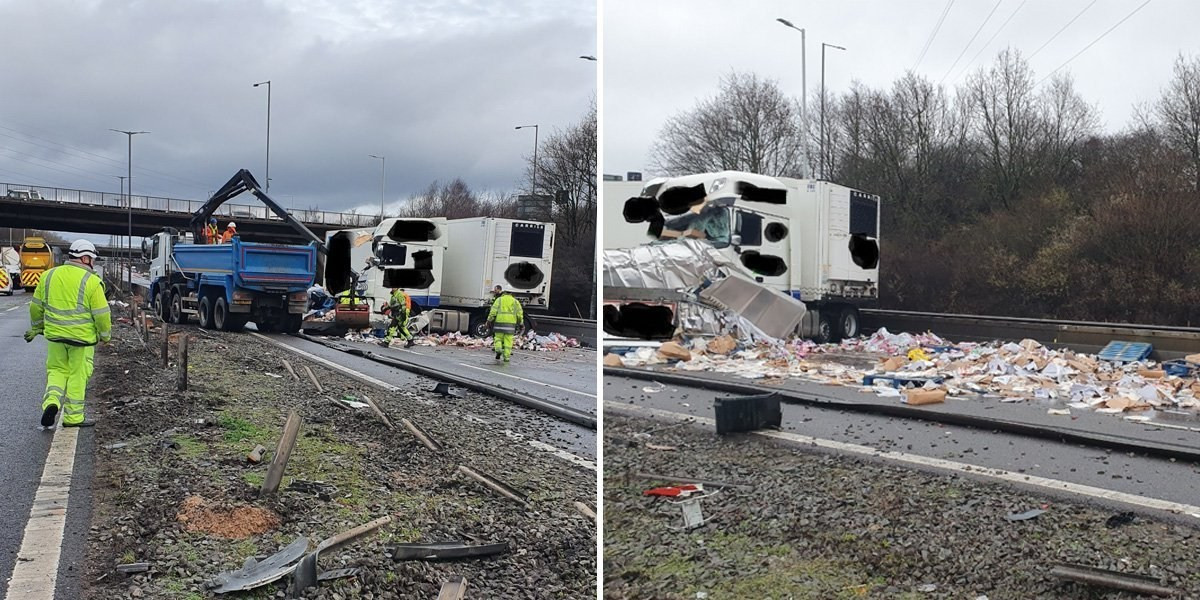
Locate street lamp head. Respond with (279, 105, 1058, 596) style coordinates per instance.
(776, 17, 795, 28)
(824, 43, 847, 51)
(253, 80, 270, 88)
(579, 55, 597, 61)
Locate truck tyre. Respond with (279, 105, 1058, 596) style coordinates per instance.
(469, 314, 490, 338)
(840, 306, 861, 340)
(256, 319, 276, 333)
(157, 291, 170, 321)
(813, 311, 834, 344)
(170, 291, 187, 325)
(213, 297, 232, 331)
(280, 314, 302, 333)
(197, 296, 214, 329)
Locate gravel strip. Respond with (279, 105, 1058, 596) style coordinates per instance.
(84, 322, 595, 599)
(603, 414, 1200, 599)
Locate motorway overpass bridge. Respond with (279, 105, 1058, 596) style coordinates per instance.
(0, 182, 378, 244)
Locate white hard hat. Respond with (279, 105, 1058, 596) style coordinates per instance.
(227, 222, 237, 229)
(69, 239, 98, 259)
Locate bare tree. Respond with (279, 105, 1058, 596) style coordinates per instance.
(650, 72, 805, 177)
(397, 179, 516, 220)
(527, 100, 597, 246)
(1153, 54, 1200, 191)
(963, 48, 1041, 209)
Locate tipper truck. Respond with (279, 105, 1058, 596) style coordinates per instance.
(146, 170, 325, 333)
(605, 171, 881, 342)
(19, 236, 55, 292)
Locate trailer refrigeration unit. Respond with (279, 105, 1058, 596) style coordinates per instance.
(321, 217, 446, 330)
(605, 171, 881, 343)
(439, 217, 555, 337)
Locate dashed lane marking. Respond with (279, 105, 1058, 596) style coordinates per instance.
(3, 427, 79, 600)
(455, 362, 596, 398)
(608, 401, 1200, 520)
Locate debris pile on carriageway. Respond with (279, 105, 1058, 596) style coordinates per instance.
(607, 328, 1200, 418)
(338, 329, 582, 351)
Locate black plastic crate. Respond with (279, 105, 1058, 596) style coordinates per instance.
(714, 393, 782, 434)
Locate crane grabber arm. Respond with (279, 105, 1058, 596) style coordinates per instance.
(189, 169, 328, 254)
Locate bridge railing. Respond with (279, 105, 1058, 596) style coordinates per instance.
(1, 182, 378, 228)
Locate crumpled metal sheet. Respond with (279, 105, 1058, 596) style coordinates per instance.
(208, 537, 309, 593)
(698, 271, 807, 340)
(602, 239, 730, 289)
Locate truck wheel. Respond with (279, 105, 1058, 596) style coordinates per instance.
(840, 306, 861, 340)
(279, 314, 302, 333)
(170, 291, 187, 324)
(813, 311, 834, 344)
(157, 292, 170, 321)
(197, 296, 214, 329)
(213, 297, 231, 331)
(470, 314, 490, 338)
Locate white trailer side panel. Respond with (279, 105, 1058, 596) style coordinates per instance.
(441, 218, 492, 307)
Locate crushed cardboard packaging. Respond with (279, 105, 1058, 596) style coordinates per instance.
(657, 342, 693, 362)
(338, 329, 580, 352)
(611, 328, 1200, 425)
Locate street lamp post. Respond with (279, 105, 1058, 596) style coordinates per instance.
(777, 18, 808, 177)
(110, 129, 148, 291)
(820, 42, 846, 180)
(514, 125, 539, 196)
(253, 80, 271, 191)
(368, 154, 386, 223)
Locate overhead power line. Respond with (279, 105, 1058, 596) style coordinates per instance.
(951, 0, 1028, 83)
(1036, 0, 1153, 86)
(939, 0, 1003, 85)
(1028, 0, 1099, 60)
(913, 0, 956, 70)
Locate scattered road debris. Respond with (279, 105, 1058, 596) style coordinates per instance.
(644, 484, 703, 498)
(645, 443, 678, 451)
(1105, 511, 1137, 528)
(115, 562, 150, 574)
(431, 382, 459, 397)
(303, 364, 324, 393)
(437, 575, 468, 600)
(1049, 563, 1176, 597)
(627, 472, 753, 491)
(261, 410, 303, 496)
(457, 465, 530, 508)
(246, 444, 267, 464)
(391, 541, 509, 561)
(286, 479, 338, 501)
(362, 394, 394, 429)
(291, 515, 392, 597)
(281, 358, 300, 381)
(1005, 509, 1046, 522)
(208, 536, 309, 593)
(402, 418, 442, 452)
(713, 392, 781, 434)
(574, 501, 596, 519)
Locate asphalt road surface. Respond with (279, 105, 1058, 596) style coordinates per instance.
(0, 291, 94, 600)
(264, 333, 598, 460)
(606, 374, 1200, 514)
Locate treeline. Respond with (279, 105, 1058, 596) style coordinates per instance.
(651, 50, 1200, 325)
(393, 102, 597, 319)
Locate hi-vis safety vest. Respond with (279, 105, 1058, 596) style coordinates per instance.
(488, 294, 523, 334)
(30, 263, 112, 346)
(389, 289, 411, 314)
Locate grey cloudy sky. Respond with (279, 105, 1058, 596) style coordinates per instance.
(601, 0, 1194, 178)
(0, 0, 595, 222)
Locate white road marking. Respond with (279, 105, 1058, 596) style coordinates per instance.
(260, 333, 594, 470)
(4, 428, 79, 600)
(456, 362, 596, 398)
(607, 401, 1200, 520)
(251, 333, 400, 391)
(5, 304, 24, 312)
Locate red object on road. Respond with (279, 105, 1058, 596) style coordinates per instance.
(643, 484, 702, 498)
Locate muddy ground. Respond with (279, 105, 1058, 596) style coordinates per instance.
(603, 413, 1200, 600)
(83, 318, 595, 599)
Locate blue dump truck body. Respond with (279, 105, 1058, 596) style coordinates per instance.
(149, 236, 318, 332)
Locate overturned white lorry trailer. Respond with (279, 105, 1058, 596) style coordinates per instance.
(604, 171, 881, 342)
(322, 217, 555, 336)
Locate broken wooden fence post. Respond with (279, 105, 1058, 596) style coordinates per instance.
(457, 465, 530, 508)
(281, 359, 299, 381)
(362, 395, 394, 429)
(176, 335, 189, 391)
(302, 365, 323, 393)
(574, 502, 596, 520)
(161, 321, 169, 369)
(261, 410, 303, 496)
(401, 418, 441, 452)
(437, 575, 468, 600)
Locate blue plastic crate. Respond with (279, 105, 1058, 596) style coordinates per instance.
(1097, 341, 1153, 363)
(1162, 360, 1200, 377)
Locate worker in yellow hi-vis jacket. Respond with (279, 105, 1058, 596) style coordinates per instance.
(26, 239, 112, 428)
(486, 285, 523, 363)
